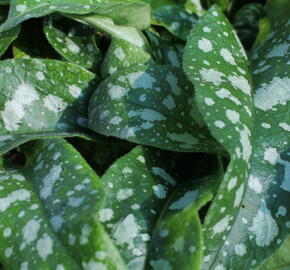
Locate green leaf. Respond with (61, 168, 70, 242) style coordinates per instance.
(22, 138, 127, 269)
(0, 9, 20, 57)
(100, 37, 154, 78)
(0, 59, 97, 155)
(265, 0, 290, 23)
(88, 64, 223, 153)
(99, 145, 178, 269)
(185, 5, 290, 270)
(147, 159, 223, 270)
(153, 5, 198, 40)
(44, 15, 101, 70)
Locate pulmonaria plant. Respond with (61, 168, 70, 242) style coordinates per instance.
(0, 0, 289, 270)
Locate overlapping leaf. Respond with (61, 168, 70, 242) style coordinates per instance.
(147, 159, 223, 270)
(183, 6, 255, 269)
(0, 138, 126, 269)
(44, 15, 101, 70)
(88, 64, 223, 153)
(99, 146, 178, 269)
(0, 59, 97, 155)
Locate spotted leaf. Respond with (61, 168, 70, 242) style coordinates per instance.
(88, 65, 223, 153)
(0, 59, 97, 155)
(99, 145, 178, 269)
(21, 138, 126, 269)
(44, 15, 101, 70)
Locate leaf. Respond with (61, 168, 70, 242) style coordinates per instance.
(22, 138, 127, 269)
(153, 5, 198, 40)
(100, 37, 154, 78)
(0, 59, 97, 155)
(183, 6, 258, 269)
(99, 145, 178, 269)
(0, 8, 20, 57)
(44, 15, 101, 70)
(184, 6, 290, 269)
(88, 64, 223, 153)
(147, 158, 223, 270)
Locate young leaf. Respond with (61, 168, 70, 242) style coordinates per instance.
(100, 37, 154, 78)
(0, 59, 97, 155)
(88, 64, 223, 153)
(99, 146, 178, 269)
(153, 5, 198, 40)
(147, 158, 223, 270)
(44, 15, 101, 70)
(22, 138, 127, 269)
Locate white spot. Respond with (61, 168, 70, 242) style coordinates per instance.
(20, 262, 28, 270)
(277, 206, 287, 216)
(69, 85, 82, 98)
(80, 224, 92, 245)
(261, 122, 271, 129)
(127, 257, 145, 270)
(151, 167, 176, 185)
(127, 71, 156, 89)
(214, 120, 225, 128)
(248, 175, 262, 194)
(228, 75, 251, 95)
(36, 72, 45, 80)
(3, 228, 11, 238)
(204, 97, 215, 106)
(114, 47, 126, 60)
(65, 38, 80, 54)
(212, 215, 232, 236)
(279, 122, 290, 131)
(40, 165, 62, 199)
(234, 184, 244, 207)
(0, 189, 30, 212)
(82, 260, 107, 270)
(165, 72, 181, 96)
(68, 196, 85, 207)
(152, 184, 167, 199)
(108, 85, 127, 100)
(264, 147, 280, 165)
(249, 202, 278, 247)
(23, 220, 40, 243)
(239, 125, 252, 162)
(169, 190, 198, 210)
(198, 38, 213, 52)
(99, 208, 114, 222)
(235, 243, 247, 256)
(200, 68, 224, 85)
(1, 84, 39, 131)
(36, 234, 53, 260)
(50, 215, 64, 231)
(227, 177, 237, 191)
(216, 88, 241, 105)
(112, 214, 140, 246)
(117, 188, 133, 201)
(128, 109, 166, 122)
(43, 94, 67, 113)
(226, 109, 240, 124)
(16, 4, 27, 12)
(266, 43, 289, 58)
(109, 116, 122, 125)
(167, 132, 199, 146)
(173, 237, 184, 252)
(162, 95, 176, 109)
(254, 77, 290, 111)
(95, 251, 107, 260)
(203, 26, 211, 32)
(220, 48, 236, 65)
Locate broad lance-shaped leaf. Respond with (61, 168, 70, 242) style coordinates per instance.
(0, 59, 97, 155)
(88, 64, 223, 153)
(200, 17, 289, 269)
(44, 15, 101, 70)
(0, 8, 20, 57)
(183, 6, 255, 269)
(98, 146, 179, 269)
(100, 37, 154, 78)
(147, 158, 223, 270)
(21, 138, 126, 269)
(185, 7, 290, 269)
(153, 5, 198, 40)
(0, 1, 151, 33)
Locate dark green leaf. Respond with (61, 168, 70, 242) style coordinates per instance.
(88, 64, 222, 153)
